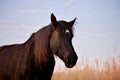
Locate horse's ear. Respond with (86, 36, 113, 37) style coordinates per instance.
(69, 18, 77, 27)
(51, 13, 58, 27)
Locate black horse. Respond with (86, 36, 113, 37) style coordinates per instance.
(0, 13, 78, 80)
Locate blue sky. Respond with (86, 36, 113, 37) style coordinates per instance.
(0, 0, 120, 61)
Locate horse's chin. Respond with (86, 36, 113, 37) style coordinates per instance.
(65, 62, 75, 68)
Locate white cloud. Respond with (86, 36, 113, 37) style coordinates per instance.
(18, 8, 48, 15)
(0, 21, 40, 46)
(63, 0, 76, 8)
(0, 21, 39, 33)
(18, 9, 38, 14)
(79, 31, 120, 37)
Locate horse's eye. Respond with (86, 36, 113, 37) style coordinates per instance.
(65, 29, 70, 34)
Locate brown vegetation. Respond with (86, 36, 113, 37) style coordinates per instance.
(52, 56, 120, 80)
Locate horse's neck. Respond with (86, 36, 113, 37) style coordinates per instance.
(25, 25, 54, 64)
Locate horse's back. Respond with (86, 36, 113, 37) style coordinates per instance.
(0, 44, 24, 60)
(0, 44, 25, 80)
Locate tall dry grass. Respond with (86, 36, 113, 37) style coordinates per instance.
(52, 56, 120, 80)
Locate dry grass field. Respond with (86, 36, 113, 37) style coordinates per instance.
(52, 56, 120, 80)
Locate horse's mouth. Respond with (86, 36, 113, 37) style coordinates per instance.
(64, 60, 77, 68)
(65, 63, 74, 68)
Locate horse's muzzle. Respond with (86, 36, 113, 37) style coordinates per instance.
(65, 55, 78, 68)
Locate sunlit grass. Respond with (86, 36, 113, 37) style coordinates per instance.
(52, 56, 120, 80)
